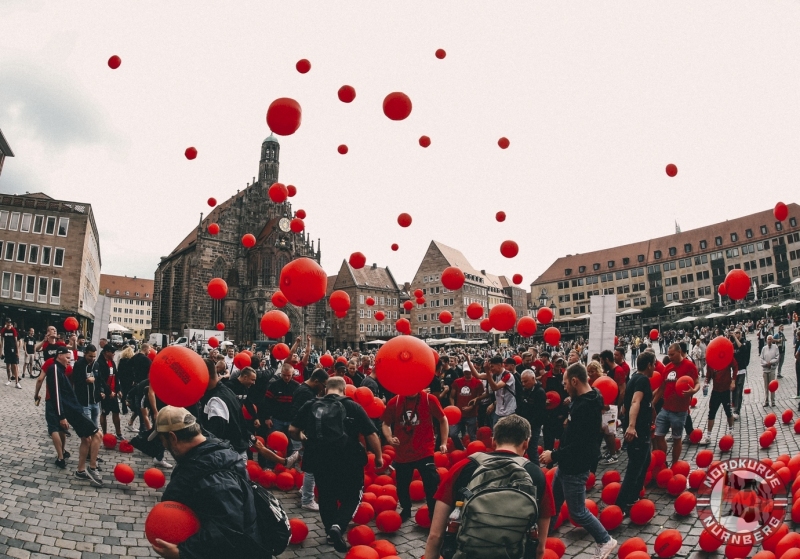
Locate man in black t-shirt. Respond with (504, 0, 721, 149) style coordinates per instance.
(617, 351, 655, 514)
(1, 318, 20, 387)
(22, 328, 37, 379)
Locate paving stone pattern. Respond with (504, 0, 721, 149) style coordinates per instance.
(1, 332, 798, 558)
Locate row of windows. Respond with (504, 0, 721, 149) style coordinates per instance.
(0, 212, 69, 237)
(419, 298, 457, 309)
(0, 240, 64, 267)
(106, 290, 151, 299)
(358, 309, 400, 319)
(111, 317, 151, 326)
(418, 326, 459, 335)
(357, 295, 398, 306)
(0, 272, 61, 304)
(110, 297, 152, 305)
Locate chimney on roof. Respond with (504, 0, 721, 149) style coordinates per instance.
(481, 269, 486, 275)
(372, 263, 377, 269)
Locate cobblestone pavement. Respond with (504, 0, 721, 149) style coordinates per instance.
(1, 333, 798, 558)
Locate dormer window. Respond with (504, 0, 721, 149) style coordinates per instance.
(669, 247, 677, 256)
(700, 240, 707, 250)
(684, 243, 692, 253)
(564, 269, 572, 276)
(622, 258, 630, 265)
(776, 222, 783, 231)
(607, 261, 615, 268)
(654, 250, 662, 259)
(731, 233, 738, 242)
(578, 266, 586, 273)
(593, 263, 600, 271)
(637, 255, 645, 263)
(715, 236, 723, 246)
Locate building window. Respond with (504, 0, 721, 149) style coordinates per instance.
(775, 221, 783, 231)
(699, 240, 707, 250)
(54, 248, 65, 267)
(0, 211, 8, 229)
(12, 274, 23, 300)
(41, 247, 51, 266)
(8, 212, 20, 231)
(663, 261, 676, 271)
(621, 258, 629, 266)
(715, 236, 723, 246)
(45, 216, 56, 235)
(760, 225, 768, 235)
(593, 263, 600, 271)
(578, 266, 586, 274)
(791, 218, 797, 227)
(24, 276, 35, 302)
(4, 242, 14, 261)
(28, 245, 38, 264)
(730, 232, 738, 242)
(684, 243, 692, 253)
(16, 243, 26, 262)
(32, 215, 44, 234)
(20, 213, 32, 233)
(638, 254, 645, 263)
(564, 268, 572, 276)
(607, 260, 614, 268)
(667, 247, 676, 256)
(654, 250, 662, 259)
(746, 229, 753, 239)
(0, 272, 10, 298)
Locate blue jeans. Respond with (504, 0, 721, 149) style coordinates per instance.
(301, 471, 316, 505)
(82, 403, 100, 428)
(552, 469, 610, 544)
(448, 417, 477, 451)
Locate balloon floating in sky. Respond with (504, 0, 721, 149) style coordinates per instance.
(108, 55, 121, 69)
(419, 135, 431, 148)
(295, 209, 306, 219)
(268, 183, 288, 203)
(242, 233, 256, 248)
(286, 184, 297, 197)
(338, 144, 348, 154)
(207, 197, 216, 207)
(666, 163, 678, 177)
(185, 147, 197, 160)
(349, 252, 367, 269)
(266, 97, 302, 136)
(207, 223, 219, 235)
(441, 266, 465, 291)
(295, 59, 311, 74)
(500, 240, 519, 258)
(207, 278, 228, 300)
(383, 92, 412, 121)
(397, 213, 412, 227)
(280, 258, 327, 307)
(512, 274, 523, 285)
(338, 85, 356, 103)
(774, 201, 788, 221)
(724, 269, 750, 300)
(498, 137, 510, 149)
(391, 243, 399, 251)
(496, 211, 506, 222)
(290, 218, 304, 233)
(467, 302, 483, 320)
(435, 49, 446, 59)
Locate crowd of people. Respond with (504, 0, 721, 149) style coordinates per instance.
(3, 313, 798, 559)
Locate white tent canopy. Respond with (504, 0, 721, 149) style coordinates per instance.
(664, 302, 683, 308)
(365, 340, 386, 345)
(618, 308, 642, 315)
(691, 297, 712, 304)
(756, 304, 773, 310)
(728, 309, 750, 316)
(763, 283, 781, 290)
(791, 278, 800, 285)
(704, 312, 727, 319)
(106, 323, 130, 333)
(779, 299, 800, 307)
(675, 316, 698, 323)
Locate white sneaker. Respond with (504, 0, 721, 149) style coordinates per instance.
(698, 435, 711, 445)
(301, 501, 319, 511)
(4, 381, 10, 386)
(732, 413, 740, 421)
(594, 537, 617, 559)
(15, 382, 21, 389)
(285, 451, 300, 469)
(153, 458, 173, 469)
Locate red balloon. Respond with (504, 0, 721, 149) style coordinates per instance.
(443, 405, 461, 425)
(435, 48, 446, 59)
(102, 433, 117, 449)
(338, 85, 356, 103)
(689, 428, 703, 444)
(655, 529, 683, 558)
(769, 379, 779, 392)
(777, 534, 800, 559)
(619, 537, 648, 559)
(375, 510, 402, 533)
(391, 243, 399, 251)
(498, 137, 510, 149)
(706, 336, 734, 370)
(537, 307, 554, 325)
(764, 413, 777, 427)
(375, 335, 435, 396)
(294, 210, 306, 221)
(261, 310, 290, 338)
(396, 318, 411, 334)
(290, 218, 304, 233)
(467, 302, 484, 320)
(441, 267, 466, 290)
(268, 183, 289, 203)
(782, 409, 794, 424)
(150, 346, 209, 407)
(267, 98, 302, 136)
(373, 495, 397, 514)
(383, 92, 412, 121)
(649, 371, 662, 391)
(696, 449, 714, 468)
(500, 240, 519, 258)
(295, 59, 311, 74)
(216, 322, 224, 331)
(319, 354, 334, 368)
(363, 297, 375, 306)
(543, 327, 561, 346)
(725, 543, 753, 559)
(349, 252, 367, 269)
(416, 297, 425, 305)
(517, 316, 537, 338)
(599, 505, 623, 530)
(366, 397, 385, 419)
(338, 144, 349, 155)
(397, 213, 412, 227)
(717, 283, 727, 296)
(288, 518, 308, 544)
(208, 337, 219, 348)
(719, 434, 734, 452)
(675, 375, 694, 395)
(64, 317, 79, 331)
(145, 502, 200, 546)
(119, 440, 134, 453)
(287, 185, 297, 197)
(329, 290, 351, 313)
(207, 277, 228, 299)
(107, 55, 121, 69)
(512, 273, 523, 285)
(267, 431, 289, 453)
(272, 343, 290, 360)
(439, 311, 452, 324)
(233, 353, 250, 370)
(649, 329, 659, 341)
(688, 469, 706, 489)
(184, 147, 197, 160)
(774, 201, 789, 221)
(242, 233, 257, 248)
(271, 291, 288, 308)
(207, 222, 219, 235)
(545, 391, 562, 410)
(601, 482, 621, 505)
(480, 318, 492, 332)
(147, 350, 156, 361)
(373, 311, 385, 322)
(724, 269, 751, 301)
(354, 502, 375, 524)
(629, 499, 655, 525)
(489, 303, 517, 331)
(665, 163, 678, 177)
(601, 470, 621, 486)
(698, 529, 723, 552)
(355, 386, 374, 407)
(280, 257, 327, 307)
(667, 474, 687, 496)
(276, 471, 295, 491)
(143, 467, 166, 489)
(414, 505, 431, 528)
(419, 135, 431, 148)
(593, 377, 619, 406)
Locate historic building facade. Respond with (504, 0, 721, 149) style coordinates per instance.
(152, 135, 324, 345)
(99, 274, 154, 340)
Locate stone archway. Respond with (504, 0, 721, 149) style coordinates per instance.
(243, 305, 258, 343)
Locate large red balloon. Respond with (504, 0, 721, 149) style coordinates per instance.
(654, 529, 683, 558)
(374, 311, 385, 321)
(207, 222, 219, 235)
(290, 218, 304, 233)
(145, 502, 200, 546)
(337, 144, 348, 155)
(150, 346, 209, 407)
(666, 163, 678, 177)
(629, 499, 655, 525)
(383, 92, 412, 121)
(268, 183, 289, 203)
(593, 377, 619, 406)
(395, 318, 411, 335)
(349, 252, 367, 269)
(537, 307, 554, 325)
(295, 59, 311, 73)
(441, 267, 465, 290)
(207, 337, 219, 349)
(280, 258, 327, 307)
(272, 343, 290, 360)
(108, 55, 121, 69)
(287, 184, 297, 197)
(724, 269, 751, 301)
(261, 310, 290, 338)
(114, 463, 135, 484)
(338, 85, 356, 103)
(64, 317, 79, 331)
(144, 467, 166, 489)
(330, 290, 351, 313)
(207, 278, 228, 299)
(216, 322, 225, 331)
(498, 137, 510, 149)
(242, 233, 257, 248)
(375, 336, 435, 396)
(649, 329, 659, 341)
(397, 213, 412, 227)
(295, 209, 306, 219)
(489, 303, 517, 331)
(267, 98, 302, 136)
(435, 48, 447, 59)
(271, 291, 288, 308)
(480, 319, 492, 332)
(439, 311, 452, 324)
(543, 327, 561, 346)
(774, 201, 789, 221)
(500, 240, 519, 258)
(184, 147, 197, 160)
(465, 302, 484, 320)
(706, 336, 734, 370)
(517, 316, 537, 338)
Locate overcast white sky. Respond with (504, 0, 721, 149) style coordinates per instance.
(2, 2, 800, 287)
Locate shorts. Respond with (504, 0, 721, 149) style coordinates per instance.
(24, 353, 34, 365)
(64, 407, 99, 438)
(4, 353, 19, 365)
(601, 405, 618, 435)
(654, 409, 688, 440)
(45, 401, 62, 435)
(101, 395, 120, 415)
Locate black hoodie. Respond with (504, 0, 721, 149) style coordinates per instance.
(550, 387, 603, 475)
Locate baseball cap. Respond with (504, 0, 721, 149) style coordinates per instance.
(334, 361, 347, 371)
(504, 357, 517, 366)
(101, 344, 116, 353)
(489, 355, 503, 365)
(54, 346, 70, 355)
(148, 406, 197, 441)
(462, 362, 471, 372)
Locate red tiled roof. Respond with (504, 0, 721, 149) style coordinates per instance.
(100, 274, 154, 300)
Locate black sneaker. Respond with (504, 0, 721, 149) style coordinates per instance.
(328, 525, 348, 553)
(55, 458, 66, 469)
(75, 470, 89, 481)
(63, 451, 71, 460)
(96, 457, 104, 463)
(604, 455, 619, 465)
(400, 508, 412, 521)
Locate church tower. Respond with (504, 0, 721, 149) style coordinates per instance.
(258, 134, 280, 186)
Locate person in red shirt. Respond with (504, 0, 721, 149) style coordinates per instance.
(425, 415, 554, 559)
(698, 356, 738, 445)
(448, 360, 484, 451)
(287, 335, 311, 383)
(34, 326, 67, 402)
(652, 343, 701, 466)
(381, 391, 448, 520)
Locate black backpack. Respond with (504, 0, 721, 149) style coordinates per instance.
(307, 396, 349, 447)
(503, 371, 524, 407)
(249, 482, 291, 557)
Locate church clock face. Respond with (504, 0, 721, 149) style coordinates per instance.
(278, 218, 291, 232)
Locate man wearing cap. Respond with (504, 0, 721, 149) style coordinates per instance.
(149, 406, 266, 559)
(35, 345, 103, 485)
(96, 344, 123, 441)
(448, 357, 484, 451)
(484, 355, 517, 427)
(1, 317, 21, 388)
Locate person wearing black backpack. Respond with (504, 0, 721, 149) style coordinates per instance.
(424, 415, 554, 559)
(290, 376, 384, 553)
